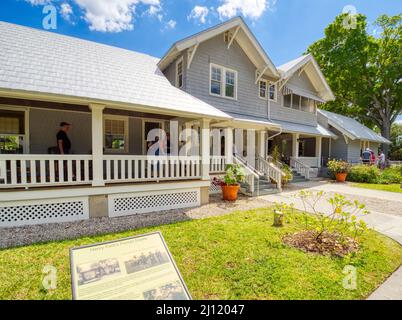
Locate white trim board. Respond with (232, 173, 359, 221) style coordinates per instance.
(0, 180, 210, 202)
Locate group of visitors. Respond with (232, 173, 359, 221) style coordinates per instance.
(362, 148, 386, 169)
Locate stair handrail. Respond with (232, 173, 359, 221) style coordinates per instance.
(266, 155, 284, 169)
(233, 154, 259, 195)
(290, 157, 310, 180)
(257, 156, 284, 191)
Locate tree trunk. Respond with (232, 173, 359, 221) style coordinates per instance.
(381, 120, 391, 156)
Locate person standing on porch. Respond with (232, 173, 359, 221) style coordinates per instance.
(57, 122, 72, 154)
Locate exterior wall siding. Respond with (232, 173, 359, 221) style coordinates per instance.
(29, 108, 145, 155)
(29, 108, 92, 154)
(329, 127, 348, 161)
(178, 35, 317, 126)
(347, 139, 362, 163)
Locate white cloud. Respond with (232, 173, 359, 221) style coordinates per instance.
(217, 0, 275, 20)
(74, 0, 161, 32)
(166, 19, 177, 30)
(60, 3, 73, 21)
(25, 0, 52, 5)
(188, 6, 210, 24)
(25, 0, 162, 32)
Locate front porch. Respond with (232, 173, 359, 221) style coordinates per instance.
(0, 97, 230, 227)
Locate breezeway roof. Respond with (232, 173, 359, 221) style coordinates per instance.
(318, 110, 391, 144)
(272, 119, 337, 138)
(0, 22, 231, 120)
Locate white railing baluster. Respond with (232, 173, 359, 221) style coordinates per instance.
(21, 159, 27, 184)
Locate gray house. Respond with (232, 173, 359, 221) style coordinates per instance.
(318, 110, 390, 163)
(0, 17, 390, 227)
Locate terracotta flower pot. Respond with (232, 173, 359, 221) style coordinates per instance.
(221, 184, 240, 201)
(335, 173, 347, 183)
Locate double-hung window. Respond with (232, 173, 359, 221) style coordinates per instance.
(269, 84, 277, 101)
(259, 80, 267, 99)
(210, 64, 237, 99)
(104, 116, 129, 153)
(176, 57, 184, 88)
(259, 80, 277, 102)
(0, 108, 27, 154)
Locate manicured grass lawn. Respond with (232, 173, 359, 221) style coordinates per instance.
(352, 183, 402, 194)
(0, 208, 401, 300)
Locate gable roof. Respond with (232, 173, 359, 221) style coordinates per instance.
(318, 110, 391, 144)
(0, 22, 231, 120)
(278, 54, 335, 102)
(158, 16, 279, 78)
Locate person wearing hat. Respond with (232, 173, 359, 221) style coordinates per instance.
(57, 122, 72, 154)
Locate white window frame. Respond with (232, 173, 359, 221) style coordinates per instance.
(103, 115, 129, 154)
(259, 80, 277, 102)
(176, 56, 184, 89)
(259, 80, 268, 100)
(0, 105, 30, 154)
(269, 83, 277, 102)
(209, 63, 238, 100)
(142, 119, 165, 155)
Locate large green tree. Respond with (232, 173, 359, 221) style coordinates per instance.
(308, 13, 402, 155)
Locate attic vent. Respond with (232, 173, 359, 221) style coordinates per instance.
(224, 31, 233, 43)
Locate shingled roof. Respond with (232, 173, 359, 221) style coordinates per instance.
(0, 22, 231, 120)
(318, 109, 390, 144)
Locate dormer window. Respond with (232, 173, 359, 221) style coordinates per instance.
(176, 57, 183, 88)
(210, 63, 237, 100)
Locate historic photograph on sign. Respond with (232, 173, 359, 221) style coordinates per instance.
(69, 232, 191, 300)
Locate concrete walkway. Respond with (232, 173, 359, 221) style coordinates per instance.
(260, 181, 402, 300)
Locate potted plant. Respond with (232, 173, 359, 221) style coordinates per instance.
(219, 164, 245, 201)
(328, 159, 351, 182)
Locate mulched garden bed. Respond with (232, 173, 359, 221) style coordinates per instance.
(283, 230, 359, 257)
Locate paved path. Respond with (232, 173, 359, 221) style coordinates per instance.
(260, 181, 402, 300)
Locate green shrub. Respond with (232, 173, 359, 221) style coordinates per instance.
(347, 165, 402, 184)
(377, 167, 402, 184)
(347, 165, 380, 183)
(281, 164, 293, 185)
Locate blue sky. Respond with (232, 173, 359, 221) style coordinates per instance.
(0, 0, 401, 66)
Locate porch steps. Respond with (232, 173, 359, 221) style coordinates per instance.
(241, 177, 279, 196)
(291, 170, 308, 183)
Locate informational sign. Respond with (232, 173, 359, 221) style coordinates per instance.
(70, 232, 191, 300)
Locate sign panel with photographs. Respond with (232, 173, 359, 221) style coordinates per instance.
(69, 232, 191, 300)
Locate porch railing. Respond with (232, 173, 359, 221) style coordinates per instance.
(0, 155, 93, 188)
(290, 157, 310, 180)
(103, 155, 201, 183)
(209, 156, 226, 173)
(256, 156, 283, 191)
(233, 154, 259, 195)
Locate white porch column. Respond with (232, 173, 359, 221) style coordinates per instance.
(258, 131, 266, 159)
(89, 104, 105, 187)
(247, 129, 255, 168)
(315, 136, 322, 168)
(184, 122, 192, 156)
(212, 128, 221, 157)
(292, 133, 300, 158)
(200, 119, 211, 180)
(224, 127, 233, 164)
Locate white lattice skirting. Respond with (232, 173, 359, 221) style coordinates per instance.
(108, 188, 200, 217)
(0, 197, 89, 228)
(209, 175, 223, 194)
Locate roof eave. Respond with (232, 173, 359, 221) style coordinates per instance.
(0, 88, 232, 121)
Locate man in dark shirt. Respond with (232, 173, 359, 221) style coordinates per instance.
(57, 122, 72, 154)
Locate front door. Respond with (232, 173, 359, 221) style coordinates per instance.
(143, 120, 164, 155)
